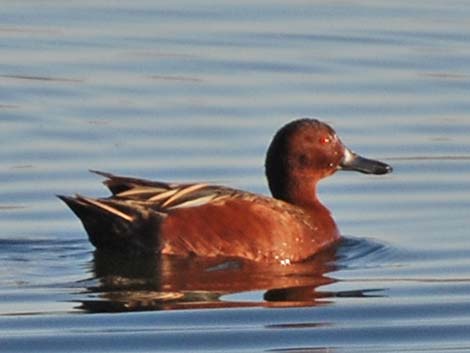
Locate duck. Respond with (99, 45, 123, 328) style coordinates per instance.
(59, 118, 392, 263)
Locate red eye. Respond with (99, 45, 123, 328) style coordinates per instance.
(319, 136, 331, 145)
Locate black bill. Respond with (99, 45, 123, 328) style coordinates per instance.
(339, 148, 393, 175)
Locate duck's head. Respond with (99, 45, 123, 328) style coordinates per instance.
(265, 118, 392, 205)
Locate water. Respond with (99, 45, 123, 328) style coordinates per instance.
(1, 0, 470, 351)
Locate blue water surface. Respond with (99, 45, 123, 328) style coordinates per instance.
(1, 1, 470, 352)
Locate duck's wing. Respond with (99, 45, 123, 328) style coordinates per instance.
(89, 170, 237, 210)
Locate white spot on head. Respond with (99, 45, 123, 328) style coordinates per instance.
(342, 147, 355, 164)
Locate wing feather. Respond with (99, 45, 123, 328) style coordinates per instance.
(90, 170, 242, 211)
(161, 183, 209, 207)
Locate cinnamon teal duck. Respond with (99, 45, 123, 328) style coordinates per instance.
(59, 118, 392, 263)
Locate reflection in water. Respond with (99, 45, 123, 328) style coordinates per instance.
(79, 237, 389, 312)
(80, 246, 339, 312)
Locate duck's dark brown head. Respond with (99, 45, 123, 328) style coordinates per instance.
(265, 118, 392, 206)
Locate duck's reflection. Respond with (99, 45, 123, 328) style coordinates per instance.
(79, 245, 340, 313)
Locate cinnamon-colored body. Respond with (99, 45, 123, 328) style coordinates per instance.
(160, 195, 339, 262)
(59, 119, 391, 263)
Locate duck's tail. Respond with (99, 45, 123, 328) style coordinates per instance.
(57, 195, 164, 253)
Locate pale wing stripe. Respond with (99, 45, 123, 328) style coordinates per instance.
(80, 197, 134, 222)
(117, 186, 168, 197)
(147, 188, 180, 202)
(161, 183, 209, 208)
(168, 194, 217, 209)
(168, 194, 231, 209)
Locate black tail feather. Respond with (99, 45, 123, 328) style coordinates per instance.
(58, 194, 161, 253)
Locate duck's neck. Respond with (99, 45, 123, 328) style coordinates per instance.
(268, 171, 320, 208)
